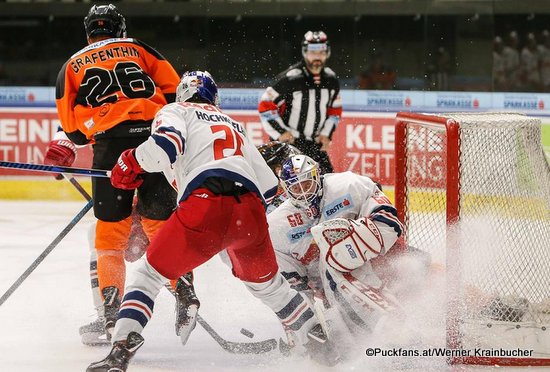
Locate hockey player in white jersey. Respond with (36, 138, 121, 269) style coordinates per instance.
(87, 71, 339, 372)
(268, 154, 405, 341)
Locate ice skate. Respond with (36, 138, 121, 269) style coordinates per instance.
(174, 276, 201, 345)
(102, 286, 121, 340)
(304, 323, 341, 366)
(86, 331, 144, 372)
(79, 317, 110, 346)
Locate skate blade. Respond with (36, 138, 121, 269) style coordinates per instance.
(81, 332, 111, 346)
(177, 305, 198, 346)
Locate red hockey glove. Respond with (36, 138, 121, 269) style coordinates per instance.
(44, 139, 77, 180)
(111, 149, 144, 190)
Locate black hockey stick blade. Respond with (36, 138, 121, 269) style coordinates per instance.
(197, 314, 278, 354)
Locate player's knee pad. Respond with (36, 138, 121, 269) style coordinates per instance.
(95, 217, 132, 251)
(311, 217, 384, 273)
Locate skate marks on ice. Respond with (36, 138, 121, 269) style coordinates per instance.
(1, 201, 546, 371)
(0, 201, 322, 371)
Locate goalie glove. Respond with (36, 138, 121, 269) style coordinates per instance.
(311, 217, 384, 273)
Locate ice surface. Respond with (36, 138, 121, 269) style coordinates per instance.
(0, 201, 544, 371)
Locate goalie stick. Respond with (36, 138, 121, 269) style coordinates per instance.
(0, 199, 93, 306)
(0, 161, 110, 178)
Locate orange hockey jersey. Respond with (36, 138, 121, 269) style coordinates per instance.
(55, 38, 179, 144)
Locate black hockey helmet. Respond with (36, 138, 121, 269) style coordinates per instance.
(257, 141, 302, 175)
(84, 4, 126, 39)
(301, 31, 331, 59)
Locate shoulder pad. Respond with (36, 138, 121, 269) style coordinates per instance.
(286, 68, 303, 79)
(323, 67, 337, 77)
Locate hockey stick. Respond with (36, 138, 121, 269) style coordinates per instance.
(162, 283, 278, 354)
(196, 314, 278, 354)
(0, 199, 93, 307)
(0, 161, 110, 178)
(65, 176, 280, 355)
(63, 175, 278, 354)
(63, 175, 92, 201)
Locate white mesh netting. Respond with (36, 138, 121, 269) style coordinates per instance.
(399, 112, 550, 362)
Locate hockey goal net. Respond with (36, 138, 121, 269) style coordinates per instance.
(394, 112, 550, 366)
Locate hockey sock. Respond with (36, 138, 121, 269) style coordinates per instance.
(97, 251, 126, 297)
(95, 217, 132, 297)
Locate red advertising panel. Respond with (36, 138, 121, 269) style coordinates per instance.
(226, 111, 397, 185)
(328, 114, 396, 185)
(0, 109, 93, 176)
(0, 109, 397, 185)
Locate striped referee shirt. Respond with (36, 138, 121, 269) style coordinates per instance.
(258, 61, 342, 141)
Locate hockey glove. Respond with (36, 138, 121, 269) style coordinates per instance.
(44, 139, 77, 180)
(111, 149, 144, 190)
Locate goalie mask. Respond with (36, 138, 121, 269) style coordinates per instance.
(176, 71, 220, 107)
(311, 218, 384, 272)
(280, 155, 322, 208)
(84, 4, 126, 39)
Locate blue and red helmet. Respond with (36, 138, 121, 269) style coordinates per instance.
(176, 71, 219, 106)
(280, 155, 322, 208)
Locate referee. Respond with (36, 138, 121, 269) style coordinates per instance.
(258, 30, 342, 174)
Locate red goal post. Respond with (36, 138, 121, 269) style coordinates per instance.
(394, 112, 550, 366)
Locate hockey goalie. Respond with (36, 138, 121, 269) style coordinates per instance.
(267, 155, 426, 355)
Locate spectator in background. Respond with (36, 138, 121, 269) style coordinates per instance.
(427, 47, 451, 91)
(503, 31, 521, 91)
(520, 33, 541, 92)
(493, 36, 507, 91)
(538, 30, 550, 92)
(258, 30, 342, 174)
(357, 53, 396, 90)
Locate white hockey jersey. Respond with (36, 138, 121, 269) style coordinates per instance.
(135, 101, 278, 205)
(267, 171, 403, 263)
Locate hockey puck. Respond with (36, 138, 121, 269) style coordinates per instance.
(240, 328, 254, 338)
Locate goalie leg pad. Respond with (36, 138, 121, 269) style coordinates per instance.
(321, 263, 402, 332)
